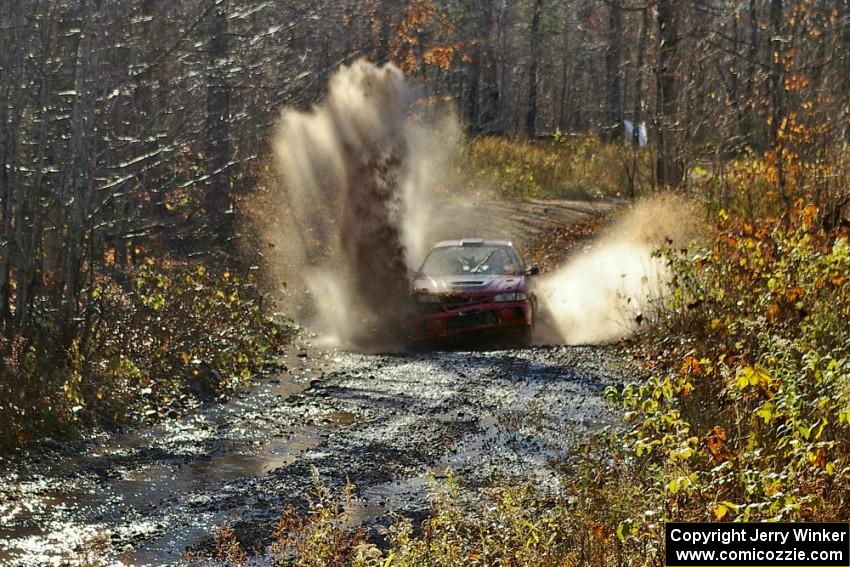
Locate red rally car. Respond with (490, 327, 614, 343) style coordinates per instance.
(411, 239, 539, 343)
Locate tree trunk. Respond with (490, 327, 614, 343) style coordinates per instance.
(375, 0, 392, 64)
(655, 0, 682, 187)
(844, 0, 850, 142)
(525, 0, 543, 138)
(744, 0, 760, 149)
(557, 28, 569, 131)
(632, 4, 648, 147)
(479, 1, 501, 133)
(0, 14, 10, 331)
(768, 0, 789, 214)
(605, 0, 623, 141)
(466, 3, 483, 132)
(205, 0, 232, 242)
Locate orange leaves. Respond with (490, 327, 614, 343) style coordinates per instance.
(784, 74, 810, 92)
(423, 42, 462, 69)
(681, 354, 702, 376)
(589, 520, 609, 542)
(403, 0, 436, 27)
(680, 355, 711, 386)
(386, 0, 465, 74)
(386, 0, 436, 73)
(800, 202, 817, 228)
(705, 426, 734, 464)
(808, 448, 827, 471)
(785, 286, 804, 303)
(766, 302, 781, 323)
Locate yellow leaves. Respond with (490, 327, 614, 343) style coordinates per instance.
(667, 473, 697, 495)
(63, 371, 85, 408)
(669, 438, 698, 461)
(736, 365, 773, 391)
(714, 501, 739, 520)
(755, 401, 775, 423)
(808, 448, 826, 470)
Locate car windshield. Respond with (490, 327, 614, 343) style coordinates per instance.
(419, 246, 520, 276)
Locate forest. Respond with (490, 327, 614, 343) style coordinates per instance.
(1, 0, 850, 565)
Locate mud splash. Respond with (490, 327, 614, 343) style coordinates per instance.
(256, 59, 694, 350)
(260, 60, 463, 349)
(537, 194, 702, 344)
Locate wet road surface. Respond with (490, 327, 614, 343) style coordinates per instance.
(0, 341, 630, 566)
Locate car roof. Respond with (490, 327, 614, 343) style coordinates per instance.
(432, 238, 514, 248)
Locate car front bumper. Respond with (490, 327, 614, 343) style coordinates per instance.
(411, 299, 532, 340)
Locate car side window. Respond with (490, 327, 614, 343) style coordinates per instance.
(505, 249, 523, 275)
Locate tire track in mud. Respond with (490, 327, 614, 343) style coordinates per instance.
(0, 198, 629, 566)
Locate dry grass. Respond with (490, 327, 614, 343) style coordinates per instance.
(465, 135, 652, 200)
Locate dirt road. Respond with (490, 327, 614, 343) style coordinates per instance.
(0, 199, 632, 566)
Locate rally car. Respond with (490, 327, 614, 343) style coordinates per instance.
(410, 238, 538, 343)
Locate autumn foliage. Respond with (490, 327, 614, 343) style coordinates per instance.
(0, 259, 288, 452)
(590, 203, 850, 561)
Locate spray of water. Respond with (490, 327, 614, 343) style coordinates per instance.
(536, 194, 702, 345)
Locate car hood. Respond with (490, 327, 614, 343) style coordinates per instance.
(412, 274, 527, 295)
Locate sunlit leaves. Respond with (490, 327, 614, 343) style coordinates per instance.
(735, 365, 772, 391)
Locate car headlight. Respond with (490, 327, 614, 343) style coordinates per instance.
(416, 293, 442, 304)
(493, 292, 527, 302)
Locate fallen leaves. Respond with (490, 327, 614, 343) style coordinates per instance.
(523, 217, 604, 273)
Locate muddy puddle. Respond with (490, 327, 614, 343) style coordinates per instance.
(0, 347, 345, 566)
